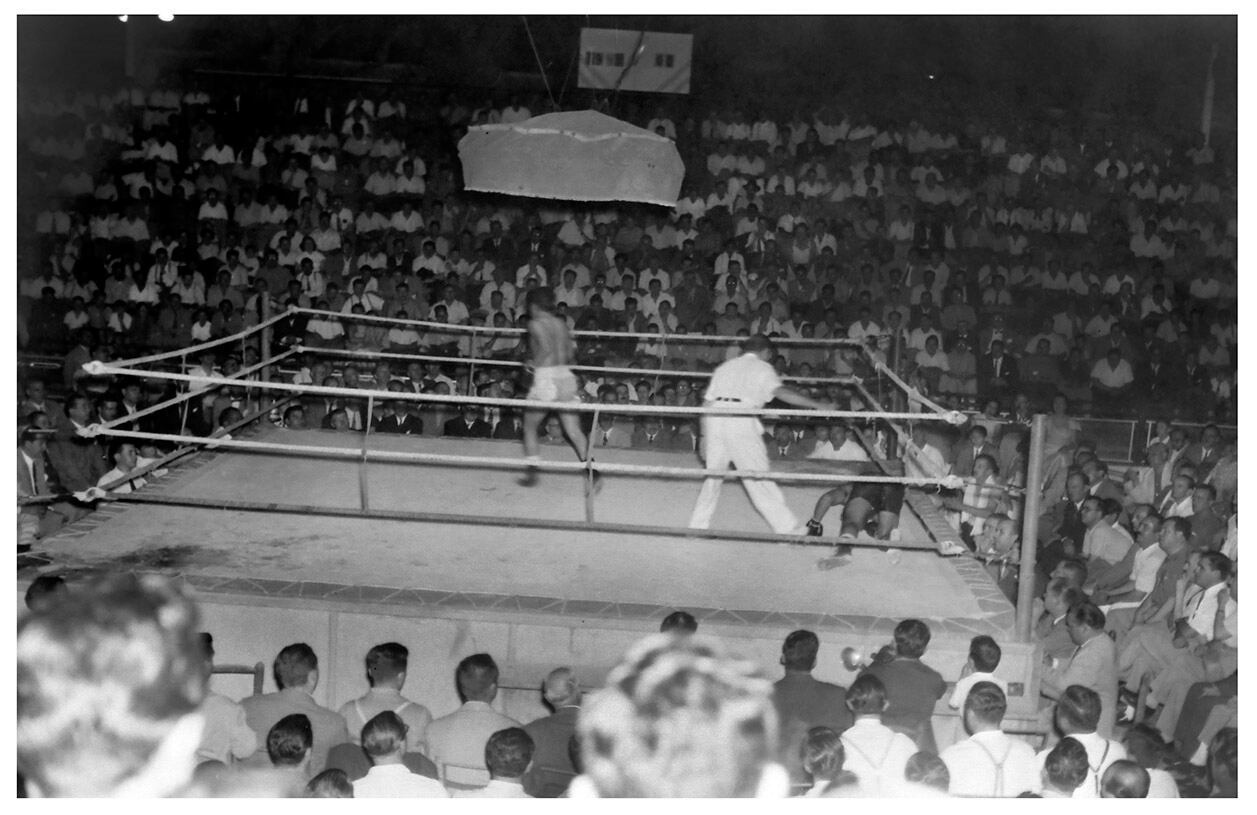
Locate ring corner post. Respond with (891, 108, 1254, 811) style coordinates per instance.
(1016, 413, 1047, 642)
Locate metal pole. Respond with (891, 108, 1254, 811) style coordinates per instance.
(260, 297, 274, 419)
(359, 393, 374, 511)
(466, 326, 479, 396)
(584, 405, 599, 523)
(1016, 413, 1047, 641)
(260, 298, 274, 384)
(178, 352, 190, 434)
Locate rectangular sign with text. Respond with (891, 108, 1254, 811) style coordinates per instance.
(578, 28, 692, 94)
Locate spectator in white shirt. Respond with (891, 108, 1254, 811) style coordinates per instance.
(839, 674, 917, 796)
(352, 712, 448, 798)
(941, 682, 1039, 797)
(1035, 685, 1127, 798)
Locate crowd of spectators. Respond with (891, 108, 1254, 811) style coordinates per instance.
(17, 77, 1236, 436)
(17, 572, 1238, 798)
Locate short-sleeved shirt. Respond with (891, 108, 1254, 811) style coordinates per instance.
(704, 352, 781, 408)
(1083, 522, 1132, 565)
(1091, 358, 1134, 388)
(1130, 544, 1167, 595)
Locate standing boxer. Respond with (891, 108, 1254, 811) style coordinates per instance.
(519, 287, 595, 488)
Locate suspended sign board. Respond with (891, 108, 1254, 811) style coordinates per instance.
(578, 28, 693, 95)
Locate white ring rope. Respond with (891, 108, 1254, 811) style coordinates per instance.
(294, 345, 863, 387)
(85, 426, 974, 490)
(86, 348, 298, 437)
(80, 362, 970, 425)
(871, 357, 959, 420)
(292, 306, 868, 347)
(102, 309, 291, 367)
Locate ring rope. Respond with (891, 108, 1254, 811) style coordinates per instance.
(293, 306, 868, 347)
(77, 426, 976, 490)
(85, 348, 299, 438)
(18, 393, 301, 506)
(295, 345, 863, 387)
(871, 357, 958, 419)
(102, 309, 291, 368)
(87, 491, 942, 551)
(81, 363, 970, 425)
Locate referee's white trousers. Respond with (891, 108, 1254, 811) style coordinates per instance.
(688, 415, 798, 534)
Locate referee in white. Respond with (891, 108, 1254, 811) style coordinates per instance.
(688, 334, 834, 534)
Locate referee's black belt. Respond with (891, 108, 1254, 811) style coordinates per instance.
(708, 397, 746, 403)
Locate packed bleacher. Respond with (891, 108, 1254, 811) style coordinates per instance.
(17, 572, 1237, 797)
(17, 80, 1236, 430)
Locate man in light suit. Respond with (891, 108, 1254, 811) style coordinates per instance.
(1038, 602, 1120, 739)
(240, 643, 350, 776)
(426, 653, 520, 789)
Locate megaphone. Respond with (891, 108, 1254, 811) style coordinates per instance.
(840, 646, 864, 672)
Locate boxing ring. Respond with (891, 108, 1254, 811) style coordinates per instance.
(20, 309, 1048, 739)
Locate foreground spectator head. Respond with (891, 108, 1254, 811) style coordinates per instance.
(780, 629, 820, 672)
(23, 575, 67, 612)
(365, 641, 408, 690)
(904, 751, 950, 793)
(800, 726, 851, 787)
(455, 653, 500, 703)
(1041, 737, 1089, 796)
(361, 711, 407, 762)
(17, 573, 206, 797)
(542, 666, 581, 708)
(968, 635, 1001, 673)
(1100, 760, 1150, 798)
(1055, 685, 1102, 736)
(892, 618, 931, 658)
(578, 633, 785, 798)
(268, 713, 313, 770)
(1066, 601, 1106, 645)
(845, 673, 889, 717)
(274, 643, 319, 692)
(485, 727, 534, 780)
(306, 768, 354, 798)
(963, 681, 1007, 736)
(659, 609, 698, 634)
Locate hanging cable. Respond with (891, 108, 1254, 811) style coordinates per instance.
(522, 16, 557, 110)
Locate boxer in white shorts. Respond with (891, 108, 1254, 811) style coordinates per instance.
(520, 287, 597, 488)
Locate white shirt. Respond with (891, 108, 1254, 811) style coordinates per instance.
(451, 778, 533, 798)
(704, 353, 781, 408)
(840, 717, 917, 796)
(352, 764, 449, 798)
(948, 671, 1008, 709)
(1130, 544, 1166, 595)
(941, 729, 1039, 797)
